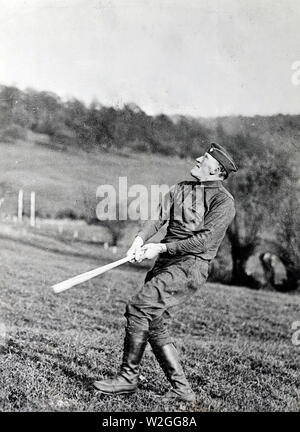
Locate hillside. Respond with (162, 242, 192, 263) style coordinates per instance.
(0, 131, 298, 289)
(0, 230, 299, 412)
(0, 133, 191, 219)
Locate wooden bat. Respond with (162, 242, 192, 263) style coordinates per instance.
(52, 256, 132, 293)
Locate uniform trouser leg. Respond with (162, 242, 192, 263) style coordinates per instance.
(94, 256, 208, 397)
(123, 257, 208, 400)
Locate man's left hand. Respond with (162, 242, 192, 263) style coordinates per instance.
(137, 243, 167, 262)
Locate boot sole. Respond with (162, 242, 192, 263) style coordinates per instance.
(93, 384, 137, 395)
(94, 389, 137, 395)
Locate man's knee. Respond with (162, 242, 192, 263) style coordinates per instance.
(149, 316, 166, 332)
(124, 298, 148, 320)
(124, 301, 149, 333)
(148, 316, 172, 346)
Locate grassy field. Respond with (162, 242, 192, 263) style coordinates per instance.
(0, 136, 191, 218)
(0, 228, 299, 412)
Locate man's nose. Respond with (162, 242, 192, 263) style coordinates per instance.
(196, 156, 203, 163)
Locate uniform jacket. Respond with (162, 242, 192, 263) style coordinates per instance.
(137, 180, 236, 261)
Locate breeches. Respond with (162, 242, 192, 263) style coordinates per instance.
(124, 255, 209, 347)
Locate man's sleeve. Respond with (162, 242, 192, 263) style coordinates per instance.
(136, 184, 176, 243)
(165, 195, 236, 255)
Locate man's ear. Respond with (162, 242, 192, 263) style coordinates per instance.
(209, 167, 220, 175)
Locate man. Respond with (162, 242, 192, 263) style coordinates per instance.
(93, 142, 237, 403)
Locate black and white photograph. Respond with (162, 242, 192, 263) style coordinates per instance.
(0, 0, 299, 418)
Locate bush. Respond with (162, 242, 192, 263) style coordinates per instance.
(0, 124, 27, 142)
(127, 139, 151, 153)
(35, 209, 53, 219)
(157, 141, 176, 156)
(55, 208, 80, 220)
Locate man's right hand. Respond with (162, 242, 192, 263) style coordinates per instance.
(126, 236, 144, 263)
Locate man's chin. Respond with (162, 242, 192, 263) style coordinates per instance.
(190, 169, 202, 180)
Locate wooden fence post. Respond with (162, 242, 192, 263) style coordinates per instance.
(30, 192, 36, 227)
(18, 189, 23, 222)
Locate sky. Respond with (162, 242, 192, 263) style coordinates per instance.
(0, 0, 300, 117)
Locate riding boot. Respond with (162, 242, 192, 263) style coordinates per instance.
(93, 330, 148, 395)
(150, 341, 196, 402)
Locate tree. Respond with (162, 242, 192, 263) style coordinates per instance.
(273, 179, 300, 291)
(227, 148, 293, 287)
(25, 90, 65, 135)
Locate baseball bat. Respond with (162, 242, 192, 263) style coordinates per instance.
(52, 256, 132, 293)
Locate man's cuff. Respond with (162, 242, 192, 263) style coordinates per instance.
(165, 242, 178, 255)
(136, 232, 147, 243)
(159, 243, 168, 253)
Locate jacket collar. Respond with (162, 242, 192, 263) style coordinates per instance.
(198, 180, 223, 188)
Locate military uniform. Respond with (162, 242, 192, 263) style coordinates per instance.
(94, 143, 237, 402)
(125, 180, 235, 346)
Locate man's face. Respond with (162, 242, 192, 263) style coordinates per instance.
(190, 152, 221, 180)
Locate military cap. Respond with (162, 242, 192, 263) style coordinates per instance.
(207, 142, 238, 176)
